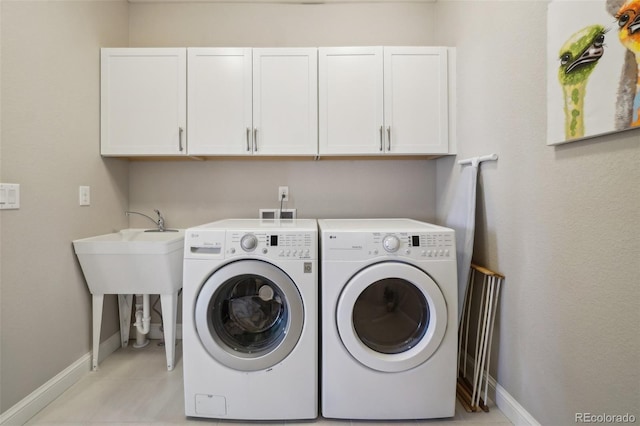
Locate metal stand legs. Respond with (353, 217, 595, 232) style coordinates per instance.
(91, 291, 179, 371)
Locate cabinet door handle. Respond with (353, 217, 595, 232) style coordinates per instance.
(387, 126, 391, 151)
(379, 126, 384, 152)
(179, 127, 184, 152)
(246, 128, 251, 152)
(253, 128, 258, 152)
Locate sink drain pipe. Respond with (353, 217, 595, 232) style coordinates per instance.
(133, 294, 151, 348)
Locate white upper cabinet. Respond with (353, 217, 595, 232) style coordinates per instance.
(101, 48, 187, 156)
(319, 47, 384, 155)
(187, 48, 253, 155)
(187, 48, 317, 156)
(101, 46, 451, 158)
(319, 46, 451, 156)
(252, 48, 318, 156)
(384, 47, 449, 154)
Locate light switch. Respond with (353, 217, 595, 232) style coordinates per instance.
(0, 183, 20, 210)
(79, 186, 90, 206)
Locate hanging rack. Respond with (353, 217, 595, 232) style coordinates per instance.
(458, 153, 498, 166)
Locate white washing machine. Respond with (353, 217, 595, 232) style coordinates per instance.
(183, 219, 318, 420)
(319, 219, 458, 420)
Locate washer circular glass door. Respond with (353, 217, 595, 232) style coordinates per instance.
(336, 261, 447, 373)
(195, 259, 304, 371)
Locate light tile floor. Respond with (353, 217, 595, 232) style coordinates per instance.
(26, 342, 512, 425)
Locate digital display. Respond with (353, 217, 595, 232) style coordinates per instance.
(412, 235, 420, 247)
(270, 235, 278, 246)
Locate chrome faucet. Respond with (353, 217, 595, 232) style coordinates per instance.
(125, 209, 166, 232)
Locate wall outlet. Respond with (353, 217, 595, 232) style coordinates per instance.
(278, 186, 289, 202)
(79, 186, 90, 206)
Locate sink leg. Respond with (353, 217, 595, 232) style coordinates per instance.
(92, 295, 104, 371)
(118, 294, 133, 347)
(160, 292, 178, 371)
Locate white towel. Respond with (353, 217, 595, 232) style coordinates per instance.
(444, 162, 478, 324)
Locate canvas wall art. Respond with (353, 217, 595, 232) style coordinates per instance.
(547, 0, 640, 145)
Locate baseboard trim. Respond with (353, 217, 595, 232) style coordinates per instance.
(493, 380, 541, 426)
(0, 332, 121, 426)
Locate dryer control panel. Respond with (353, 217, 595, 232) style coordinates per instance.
(322, 231, 455, 261)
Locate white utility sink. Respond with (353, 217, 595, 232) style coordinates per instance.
(73, 229, 185, 371)
(73, 228, 184, 294)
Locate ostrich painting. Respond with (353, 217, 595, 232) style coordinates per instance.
(557, 25, 607, 139)
(548, 0, 638, 144)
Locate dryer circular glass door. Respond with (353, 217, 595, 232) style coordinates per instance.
(195, 259, 304, 371)
(336, 261, 447, 373)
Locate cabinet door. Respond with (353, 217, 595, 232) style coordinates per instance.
(187, 48, 253, 155)
(252, 48, 318, 156)
(383, 47, 449, 154)
(101, 48, 186, 156)
(319, 47, 384, 155)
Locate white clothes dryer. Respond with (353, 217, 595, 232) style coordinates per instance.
(183, 219, 318, 420)
(319, 219, 457, 420)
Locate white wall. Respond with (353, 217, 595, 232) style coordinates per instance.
(0, 0, 129, 412)
(128, 2, 437, 47)
(435, 2, 640, 424)
(128, 160, 438, 227)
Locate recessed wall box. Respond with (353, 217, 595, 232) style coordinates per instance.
(259, 209, 297, 219)
(279, 209, 297, 219)
(260, 209, 278, 220)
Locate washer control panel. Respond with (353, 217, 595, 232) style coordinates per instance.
(186, 229, 317, 260)
(228, 230, 316, 260)
(323, 231, 455, 261)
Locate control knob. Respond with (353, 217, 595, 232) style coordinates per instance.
(382, 235, 401, 253)
(240, 234, 258, 252)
